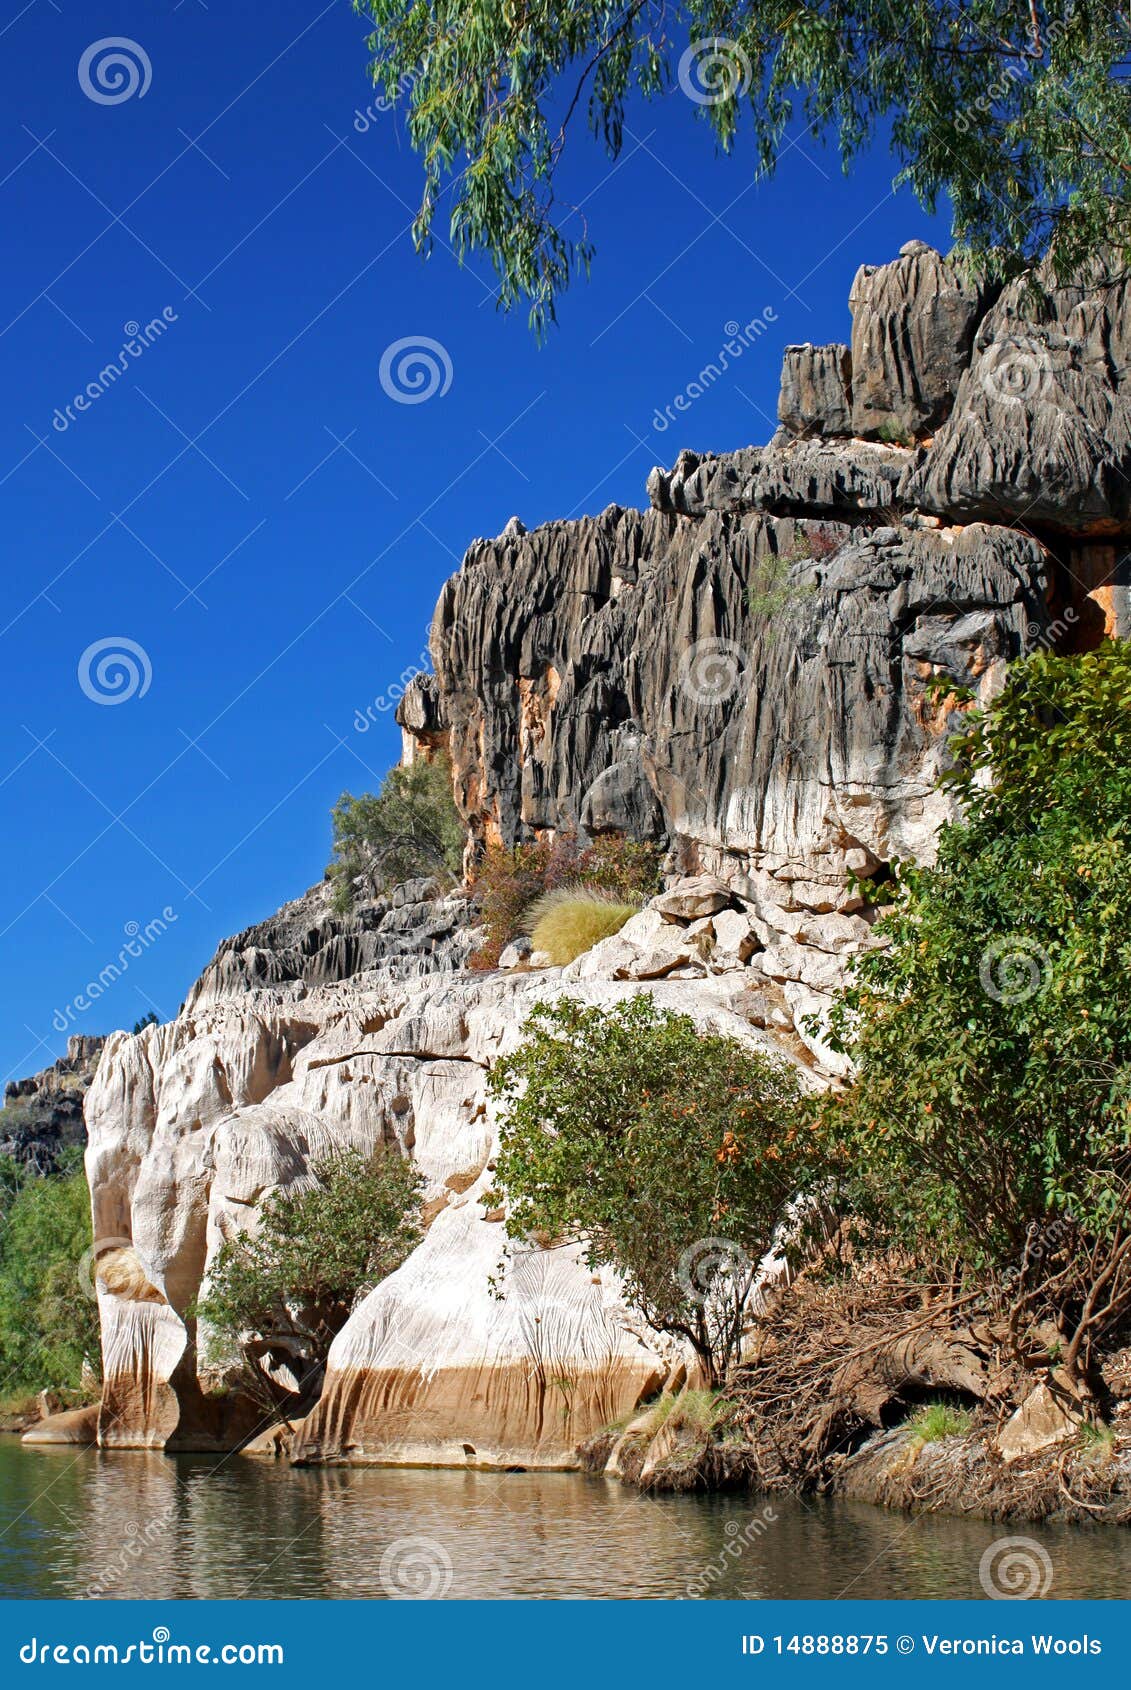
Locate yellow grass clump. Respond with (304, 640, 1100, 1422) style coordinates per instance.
(526, 886, 641, 965)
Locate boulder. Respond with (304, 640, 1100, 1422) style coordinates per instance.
(653, 876, 735, 922)
(22, 1404, 100, 1446)
(996, 1382, 1082, 1464)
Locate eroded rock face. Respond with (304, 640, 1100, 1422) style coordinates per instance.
(1, 1034, 105, 1172)
(902, 256, 1131, 534)
(431, 492, 1049, 993)
(84, 915, 805, 1464)
(77, 239, 1131, 1467)
(848, 240, 993, 440)
(778, 343, 853, 437)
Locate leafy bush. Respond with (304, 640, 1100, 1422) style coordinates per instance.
(527, 887, 642, 964)
(487, 995, 807, 1385)
(197, 1148, 422, 1408)
(470, 831, 661, 968)
(328, 755, 465, 910)
(0, 1149, 100, 1397)
(822, 641, 1131, 1393)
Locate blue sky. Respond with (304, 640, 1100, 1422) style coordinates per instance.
(0, 0, 952, 1082)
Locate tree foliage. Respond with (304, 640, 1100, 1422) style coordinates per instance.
(355, 0, 1131, 329)
(197, 1149, 423, 1410)
(487, 995, 807, 1383)
(0, 1150, 100, 1401)
(823, 640, 1131, 1389)
(329, 754, 465, 909)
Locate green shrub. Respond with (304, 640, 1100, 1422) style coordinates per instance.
(470, 831, 662, 968)
(328, 754, 465, 909)
(527, 887, 641, 963)
(905, 1401, 973, 1443)
(197, 1148, 422, 1408)
(487, 995, 808, 1385)
(746, 542, 819, 630)
(821, 641, 1131, 1395)
(0, 1149, 100, 1397)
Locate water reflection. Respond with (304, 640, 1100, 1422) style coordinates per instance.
(1, 1440, 1127, 1600)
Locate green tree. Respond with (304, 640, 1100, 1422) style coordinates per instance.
(0, 1150, 100, 1400)
(355, 0, 1130, 329)
(197, 1149, 423, 1410)
(329, 754, 465, 909)
(823, 641, 1131, 1395)
(487, 995, 806, 1384)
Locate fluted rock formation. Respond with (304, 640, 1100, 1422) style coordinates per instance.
(70, 239, 1131, 1465)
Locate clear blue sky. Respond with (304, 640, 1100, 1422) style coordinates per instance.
(0, 0, 952, 1083)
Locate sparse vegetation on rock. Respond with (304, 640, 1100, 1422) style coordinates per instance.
(328, 755, 465, 910)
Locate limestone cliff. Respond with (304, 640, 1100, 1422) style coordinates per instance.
(1, 1035, 105, 1172)
(63, 241, 1131, 1466)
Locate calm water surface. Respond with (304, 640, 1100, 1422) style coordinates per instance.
(1, 1438, 1128, 1600)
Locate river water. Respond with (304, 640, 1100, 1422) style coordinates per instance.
(0, 1439, 1126, 1600)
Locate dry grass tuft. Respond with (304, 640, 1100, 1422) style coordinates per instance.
(526, 886, 641, 964)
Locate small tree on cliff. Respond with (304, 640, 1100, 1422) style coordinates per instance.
(354, 0, 1130, 329)
(822, 641, 1131, 1397)
(486, 995, 807, 1385)
(197, 1149, 423, 1412)
(328, 754, 465, 909)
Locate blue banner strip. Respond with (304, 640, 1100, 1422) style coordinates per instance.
(0, 1599, 1124, 1684)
